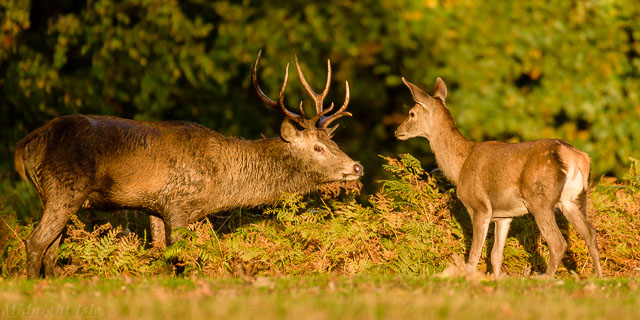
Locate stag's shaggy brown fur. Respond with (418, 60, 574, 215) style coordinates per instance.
(15, 53, 363, 278)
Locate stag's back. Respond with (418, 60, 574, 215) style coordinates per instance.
(15, 115, 221, 209)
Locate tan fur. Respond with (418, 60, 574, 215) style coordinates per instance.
(396, 77, 602, 278)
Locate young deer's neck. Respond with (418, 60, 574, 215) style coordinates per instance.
(426, 108, 474, 185)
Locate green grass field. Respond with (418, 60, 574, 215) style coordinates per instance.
(1, 275, 638, 320)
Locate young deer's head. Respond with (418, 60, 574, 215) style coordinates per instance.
(395, 77, 448, 141)
(252, 51, 364, 182)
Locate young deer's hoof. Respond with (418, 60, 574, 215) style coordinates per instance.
(530, 273, 552, 280)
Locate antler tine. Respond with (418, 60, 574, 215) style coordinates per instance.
(320, 81, 351, 128)
(295, 55, 332, 116)
(278, 63, 306, 119)
(320, 59, 332, 109)
(252, 50, 279, 108)
(252, 50, 305, 124)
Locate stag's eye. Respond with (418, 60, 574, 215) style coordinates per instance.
(314, 145, 324, 153)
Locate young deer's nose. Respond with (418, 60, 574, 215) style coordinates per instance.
(354, 163, 364, 176)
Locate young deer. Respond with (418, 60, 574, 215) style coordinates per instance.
(395, 77, 602, 278)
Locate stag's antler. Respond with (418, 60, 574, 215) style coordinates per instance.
(252, 51, 351, 131)
(252, 50, 306, 128)
(294, 56, 352, 130)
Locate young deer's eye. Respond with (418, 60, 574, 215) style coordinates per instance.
(314, 145, 324, 153)
(410, 112, 415, 118)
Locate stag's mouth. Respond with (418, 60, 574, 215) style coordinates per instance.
(342, 173, 362, 181)
(341, 163, 364, 180)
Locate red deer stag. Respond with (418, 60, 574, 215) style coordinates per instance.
(14, 51, 363, 278)
(395, 77, 602, 278)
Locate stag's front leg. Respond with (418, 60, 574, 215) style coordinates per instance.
(162, 211, 190, 246)
(491, 218, 513, 278)
(161, 210, 190, 274)
(149, 215, 166, 247)
(465, 205, 492, 272)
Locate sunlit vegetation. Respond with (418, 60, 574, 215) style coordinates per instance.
(2, 155, 638, 279)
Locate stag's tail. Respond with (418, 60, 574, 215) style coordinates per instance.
(14, 138, 28, 182)
(14, 124, 51, 198)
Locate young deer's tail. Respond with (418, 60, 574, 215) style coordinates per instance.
(557, 142, 602, 277)
(558, 142, 590, 203)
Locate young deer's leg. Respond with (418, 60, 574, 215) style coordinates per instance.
(530, 207, 567, 277)
(491, 218, 513, 278)
(521, 158, 566, 278)
(465, 205, 492, 272)
(561, 198, 602, 277)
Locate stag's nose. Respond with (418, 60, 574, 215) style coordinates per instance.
(354, 163, 364, 176)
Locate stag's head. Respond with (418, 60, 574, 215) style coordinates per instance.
(395, 77, 448, 141)
(252, 51, 363, 182)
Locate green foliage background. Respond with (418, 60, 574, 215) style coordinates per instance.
(2, 0, 640, 197)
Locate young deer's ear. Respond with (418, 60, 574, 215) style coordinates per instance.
(402, 77, 432, 105)
(433, 77, 447, 103)
(280, 119, 302, 142)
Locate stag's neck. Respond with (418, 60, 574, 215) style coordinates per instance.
(426, 110, 475, 185)
(216, 137, 322, 205)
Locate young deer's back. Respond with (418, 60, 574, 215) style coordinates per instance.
(458, 139, 590, 219)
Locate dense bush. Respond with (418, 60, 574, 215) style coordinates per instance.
(1, 0, 639, 202)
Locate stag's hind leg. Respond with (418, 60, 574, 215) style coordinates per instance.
(42, 233, 63, 277)
(27, 204, 79, 278)
(560, 194, 602, 277)
(27, 182, 89, 278)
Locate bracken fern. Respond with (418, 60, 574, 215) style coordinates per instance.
(57, 215, 163, 277)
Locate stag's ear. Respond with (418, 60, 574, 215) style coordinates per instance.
(433, 77, 447, 103)
(281, 119, 302, 142)
(402, 77, 431, 105)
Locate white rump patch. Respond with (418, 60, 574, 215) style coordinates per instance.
(560, 164, 584, 205)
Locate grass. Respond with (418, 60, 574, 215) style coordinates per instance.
(0, 275, 638, 319)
